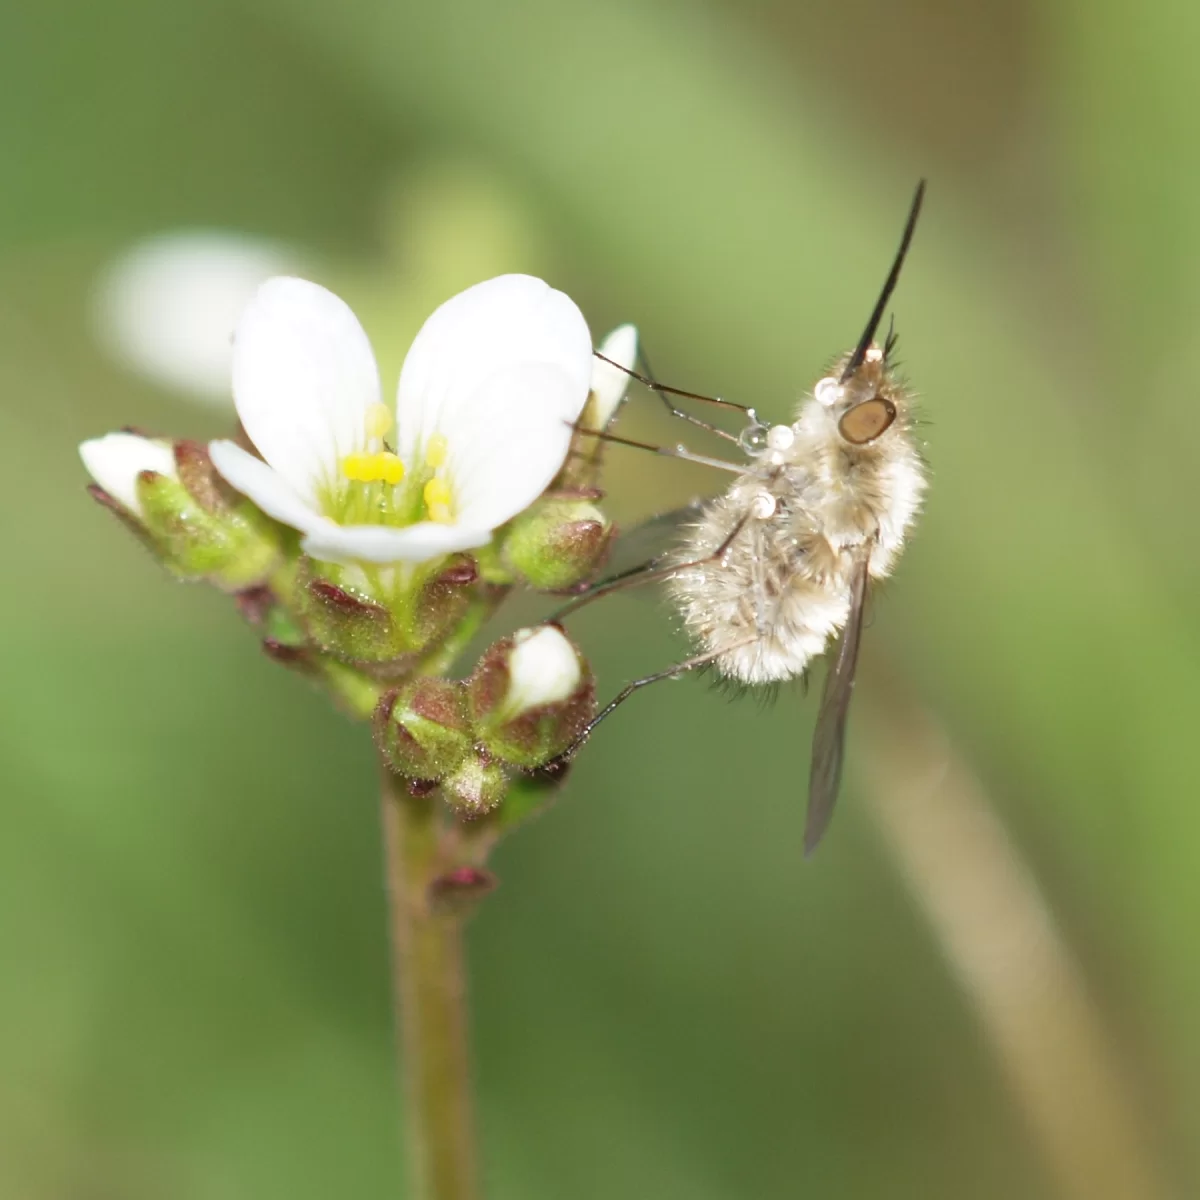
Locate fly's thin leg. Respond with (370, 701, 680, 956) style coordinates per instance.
(550, 556, 672, 617)
(552, 638, 757, 762)
(571, 424, 743, 475)
(594, 351, 761, 444)
(620, 346, 744, 444)
(552, 514, 750, 620)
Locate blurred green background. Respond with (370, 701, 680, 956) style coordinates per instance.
(3, 0, 1199, 1196)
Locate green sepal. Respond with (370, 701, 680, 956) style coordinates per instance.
(295, 554, 481, 673)
(297, 562, 410, 668)
(134, 468, 280, 588)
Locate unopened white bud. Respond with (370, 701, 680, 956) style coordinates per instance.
(79, 432, 177, 516)
(468, 624, 595, 769)
(503, 626, 582, 716)
(588, 323, 638, 428)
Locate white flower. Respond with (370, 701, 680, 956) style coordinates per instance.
(208, 274, 593, 565)
(78, 432, 178, 517)
(587, 323, 638, 428)
(503, 626, 583, 714)
(93, 231, 304, 404)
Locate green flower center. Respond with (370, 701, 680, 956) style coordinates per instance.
(316, 404, 457, 527)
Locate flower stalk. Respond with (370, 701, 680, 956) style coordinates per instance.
(381, 768, 479, 1200)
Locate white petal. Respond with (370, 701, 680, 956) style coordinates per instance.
(504, 626, 582, 713)
(79, 433, 178, 516)
(443, 362, 584, 531)
(395, 274, 592, 468)
(300, 521, 492, 566)
(589, 323, 638, 428)
(93, 232, 304, 405)
(233, 277, 381, 502)
(208, 439, 325, 533)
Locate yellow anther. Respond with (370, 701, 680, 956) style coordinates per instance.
(341, 453, 371, 481)
(424, 433, 449, 468)
(377, 452, 405, 486)
(427, 503, 453, 524)
(423, 477, 453, 512)
(365, 403, 394, 441)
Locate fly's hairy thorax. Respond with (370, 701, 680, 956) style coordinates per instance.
(665, 373, 925, 686)
(789, 391, 926, 577)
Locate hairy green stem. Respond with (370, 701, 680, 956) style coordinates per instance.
(381, 769, 479, 1200)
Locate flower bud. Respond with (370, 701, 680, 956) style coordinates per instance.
(443, 753, 508, 817)
(80, 433, 280, 588)
(584, 323, 638, 430)
(502, 499, 612, 591)
(80, 431, 178, 514)
(469, 625, 594, 768)
(375, 679, 473, 782)
(558, 323, 638, 490)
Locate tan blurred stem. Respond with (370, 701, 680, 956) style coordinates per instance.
(381, 769, 478, 1200)
(856, 666, 1165, 1200)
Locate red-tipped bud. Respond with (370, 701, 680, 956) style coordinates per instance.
(79, 432, 280, 588)
(502, 499, 612, 591)
(375, 679, 474, 782)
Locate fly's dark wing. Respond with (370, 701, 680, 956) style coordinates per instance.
(606, 500, 706, 574)
(804, 554, 870, 856)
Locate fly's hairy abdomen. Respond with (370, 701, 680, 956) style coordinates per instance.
(666, 479, 856, 686)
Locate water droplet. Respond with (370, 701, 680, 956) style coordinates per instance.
(738, 422, 769, 455)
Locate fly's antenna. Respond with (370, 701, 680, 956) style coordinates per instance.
(840, 180, 926, 384)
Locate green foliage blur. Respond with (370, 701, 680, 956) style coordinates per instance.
(3, 0, 1198, 1196)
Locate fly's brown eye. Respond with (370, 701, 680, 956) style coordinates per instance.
(838, 396, 896, 445)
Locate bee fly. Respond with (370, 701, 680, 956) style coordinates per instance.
(557, 182, 927, 853)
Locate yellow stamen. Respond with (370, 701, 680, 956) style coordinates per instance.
(425, 433, 449, 468)
(377, 451, 405, 486)
(341, 453, 371, 481)
(365, 402, 394, 440)
(423, 477, 454, 523)
(424, 477, 452, 508)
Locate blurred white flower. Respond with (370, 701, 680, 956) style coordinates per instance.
(93, 231, 304, 403)
(209, 274, 594, 565)
(78, 432, 177, 516)
(588, 322, 638, 428)
(502, 625, 584, 715)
